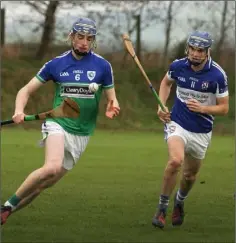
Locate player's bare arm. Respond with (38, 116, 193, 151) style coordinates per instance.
(13, 77, 44, 124)
(104, 88, 120, 119)
(186, 96, 229, 116)
(159, 74, 174, 106)
(157, 74, 173, 123)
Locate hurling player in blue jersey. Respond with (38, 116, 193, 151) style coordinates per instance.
(1, 17, 120, 225)
(152, 31, 229, 229)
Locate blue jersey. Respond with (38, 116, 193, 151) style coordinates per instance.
(167, 57, 228, 133)
(36, 50, 114, 135)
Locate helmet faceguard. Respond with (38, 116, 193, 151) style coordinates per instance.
(69, 17, 97, 56)
(185, 31, 213, 66)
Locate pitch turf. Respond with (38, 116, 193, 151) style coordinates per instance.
(1, 128, 234, 242)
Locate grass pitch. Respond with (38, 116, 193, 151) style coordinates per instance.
(1, 128, 234, 242)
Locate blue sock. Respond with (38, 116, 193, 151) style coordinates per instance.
(176, 189, 188, 204)
(158, 194, 169, 213)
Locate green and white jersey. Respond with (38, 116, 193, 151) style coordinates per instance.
(36, 50, 114, 135)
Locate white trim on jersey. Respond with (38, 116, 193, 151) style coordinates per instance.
(212, 61, 228, 98)
(208, 57, 212, 69)
(167, 71, 175, 81)
(173, 57, 186, 62)
(216, 83, 229, 98)
(167, 58, 187, 81)
(55, 50, 71, 59)
(92, 52, 105, 60)
(212, 61, 227, 80)
(107, 61, 114, 84)
(199, 114, 214, 124)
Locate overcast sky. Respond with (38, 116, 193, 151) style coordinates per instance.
(1, 1, 166, 50)
(1, 1, 235, 52)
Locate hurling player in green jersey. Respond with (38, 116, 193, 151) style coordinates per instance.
(1, 17, 120, 225)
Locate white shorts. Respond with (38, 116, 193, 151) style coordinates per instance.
(164, 121, 212, 160)
(40, 121, 90, 170)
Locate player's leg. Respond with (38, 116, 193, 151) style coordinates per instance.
(172, 153, 201, 226)
(152, 134, 185, 229)
(15, 133, 65, 197)
(14, 133, 90, 213)
(1, 130, 65, 225)
(180, 153, 202, 200)
(161, 136, 185, 195)
(171, 131, 211, 226)
(13, 167, 67, 213)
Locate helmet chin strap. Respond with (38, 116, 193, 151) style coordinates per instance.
(188, 58, 205, 66)
(71, 39, 96, 57)
(187, 47, 209, 66)
(72, 46, 88, 56)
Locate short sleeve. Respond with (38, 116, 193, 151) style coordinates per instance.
(102, 61, 114, 89)
(166, 59, 178, 81)
(216, 72, 229, 98)
(36, 60, 54, 83)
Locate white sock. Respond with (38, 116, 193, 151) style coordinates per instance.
(4, 201, 16, 211)
(176, 190, 187, 204)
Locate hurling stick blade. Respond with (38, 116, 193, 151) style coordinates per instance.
(122, 33, 166, 111)
(122, 33, 137, 59)
(122, 33, 150, 84)
(37, 98, 80, 120)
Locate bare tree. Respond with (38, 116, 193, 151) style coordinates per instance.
(186, 1, 235, 49)
(216, 1, 235, 52)
(36, 1, 60, 59)
(66, 1, 153, 64)
(1, 8, 5, 46)
(85, 1, 150, 52)
(162, 1, 173, 68)
(186, 2, 210, 31)
(18, 1, 60, 59)
(101, 1, 166, 65)
(160, 1, 183, 68)
(216, 1, 227, 53)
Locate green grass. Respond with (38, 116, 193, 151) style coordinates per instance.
(1, 128, 234, 243)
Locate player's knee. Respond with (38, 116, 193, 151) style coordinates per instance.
(184, 172, 196, 181)
(42, 164, 62, 180)
(168, 157, 183, 170)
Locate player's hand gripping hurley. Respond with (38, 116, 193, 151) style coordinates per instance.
(1, 98, 80, 126)
(122, 34, 166, 111)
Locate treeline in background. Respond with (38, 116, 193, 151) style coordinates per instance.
(1, 1, 235, 133)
